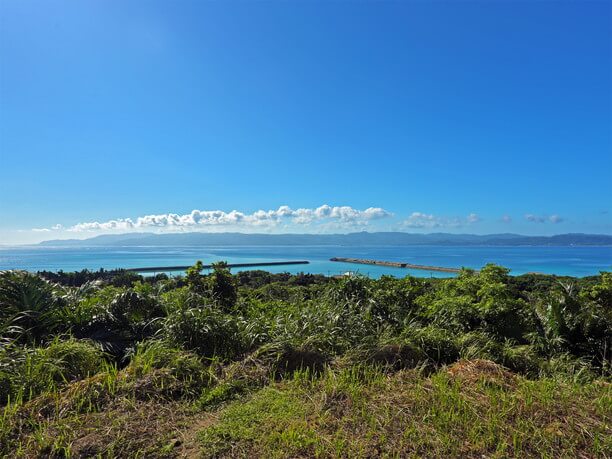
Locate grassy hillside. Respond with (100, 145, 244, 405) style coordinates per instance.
(0, 264, 610, 457)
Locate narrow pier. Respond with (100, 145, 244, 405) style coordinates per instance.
(330, 257, 462, 273)
(126, 260, 309, 273)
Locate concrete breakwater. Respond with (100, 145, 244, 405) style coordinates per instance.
(126, 260, 309, 273)
(330, 257, 462, 273)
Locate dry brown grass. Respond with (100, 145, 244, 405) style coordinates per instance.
(446, 358, 518, 388)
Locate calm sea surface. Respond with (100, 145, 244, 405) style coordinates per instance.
(0, 245, 610, 278)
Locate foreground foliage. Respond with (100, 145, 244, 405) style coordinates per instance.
(199, 362, 611, 458)
(0, 264, 610, 457)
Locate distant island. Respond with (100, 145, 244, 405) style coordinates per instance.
(38, 231, 612, 247)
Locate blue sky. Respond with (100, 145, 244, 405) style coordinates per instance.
(0, 0, 610, 244)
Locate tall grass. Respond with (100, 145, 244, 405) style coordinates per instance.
(0, 265, 610, 456)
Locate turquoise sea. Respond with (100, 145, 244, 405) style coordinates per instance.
(0, 245, 611, 278)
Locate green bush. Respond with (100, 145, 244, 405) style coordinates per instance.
(0, 270, 63, 344)
(268, 298, 378, 356)
(128, 340, 214, 396)
(457, 331, 504, 361)
(208, 262, 238, 311)
(403, 326, 460, 365)
(0, 337, 105, 403)
(39, 337, 105, 382)
(163, 307, 247, 359)
(370, 275, 427, 325)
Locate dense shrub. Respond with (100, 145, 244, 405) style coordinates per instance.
(370, 275, 427, 325)
(403, 325, 460, 365)
(207, 262, 238, 311)
(0, 337, 105, 403)
(268, 296, 379, 356)
(38, 337, 106, 382)
(66, 288, 164, 357)
(0, 270, 63, 344)
(127, 340, 214, 396)
(163, 306, 247, 359)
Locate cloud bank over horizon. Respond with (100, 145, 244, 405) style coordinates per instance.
(22, 206, 576, 244)
(35, 205, 394, 234)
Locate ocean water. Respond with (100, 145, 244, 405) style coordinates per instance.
(0, 245, 610, 278)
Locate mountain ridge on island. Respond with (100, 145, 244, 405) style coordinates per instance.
(36, 232, 612, 247)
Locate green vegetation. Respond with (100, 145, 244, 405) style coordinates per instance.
(0, 264, 610, 457)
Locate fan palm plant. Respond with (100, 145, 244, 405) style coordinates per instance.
(0, 270, 62, 344)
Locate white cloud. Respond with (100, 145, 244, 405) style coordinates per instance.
(43, 205, 393, 233)
(467, 213, 481, 223)
(70, 219, 136, 232)
(525, 214, 564, 224)
(501, 215, 512, 223)
(403, 212, 445, 229)
(549, 214, 564, 224)
(525, 214, 545, 223)
(403, 212, 481, 229)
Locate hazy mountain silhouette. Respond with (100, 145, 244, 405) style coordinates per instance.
(38, 232, 612, 247)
